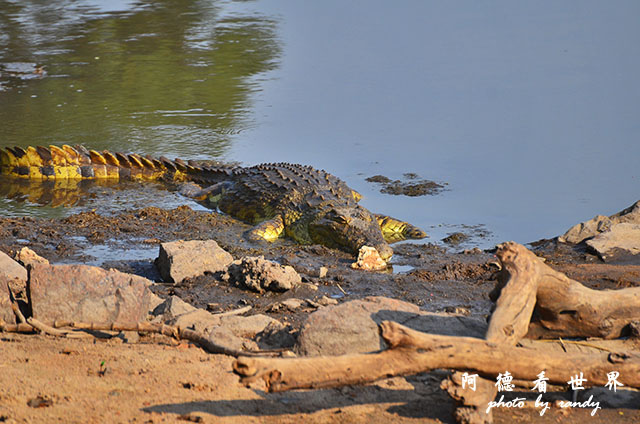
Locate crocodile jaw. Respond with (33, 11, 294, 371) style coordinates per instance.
(308, 206, 393, 260)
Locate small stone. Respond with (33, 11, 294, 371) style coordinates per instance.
(147, 292, 165, 314)
(27, 396, 53, 408)
(317, 295, 338, 306)
(177, 412, 204, 423)
(443, 306, 471, 316)
(117, 331, 140, 344)
(206, 302, 221, 312)
(152, 295, 197, 321)
(268, 298, 305, 312)
(218, 314, 283, 338)
(318, 266, 328, 278)
(15, 247, 49, 267)
(351, 246, 387, 271)
(280, 298, 305, 310)
(170, 308, 221, 333)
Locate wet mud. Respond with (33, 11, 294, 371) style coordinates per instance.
(0, 205, 632, 332)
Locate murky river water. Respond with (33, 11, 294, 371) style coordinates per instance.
(1, 1, 639, 247)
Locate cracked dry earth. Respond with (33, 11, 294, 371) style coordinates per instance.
(0, 207, 639, 423)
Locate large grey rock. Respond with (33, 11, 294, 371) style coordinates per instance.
(29, 263, 154, 323)
(559, 200, 640, 244)
(222, 256, 301, 293)
(585, 223, 640, 263)
(0, 250, 28, 324)
(156, 239, 233, 284)
(296, 296, 487, 356)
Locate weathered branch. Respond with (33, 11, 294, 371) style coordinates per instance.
(0, 319, 283, 357)
(234, 321, 640, 392)
(485, 242, 541, 343)
(440, 241, 542, 422)
(492, 242, 640, 339)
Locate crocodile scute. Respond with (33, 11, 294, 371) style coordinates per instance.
(0, 145, 427, 260)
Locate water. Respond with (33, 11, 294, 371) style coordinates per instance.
(1, 1, 639, 248)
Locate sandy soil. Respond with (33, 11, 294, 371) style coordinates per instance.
(0, 206, 639, 423)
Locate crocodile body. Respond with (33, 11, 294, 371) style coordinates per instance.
(0, 145, 427, 259)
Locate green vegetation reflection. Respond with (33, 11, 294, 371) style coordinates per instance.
(0, 0, 281, 159)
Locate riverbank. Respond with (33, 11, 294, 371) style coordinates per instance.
(0, 206, 638, 423)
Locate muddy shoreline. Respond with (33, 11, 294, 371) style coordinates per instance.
(1, 206, 639, 423)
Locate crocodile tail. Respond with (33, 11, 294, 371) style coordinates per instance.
(0, 145, 189, 181)
(0, 145, 238, 183)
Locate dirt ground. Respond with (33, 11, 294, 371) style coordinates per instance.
(0, 206, 639, 423)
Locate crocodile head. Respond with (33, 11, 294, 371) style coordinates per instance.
(308, 205, 393, 261)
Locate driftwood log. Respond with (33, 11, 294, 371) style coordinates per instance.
(234, 320, 640, 390)
(0, 318, 282, 357)
(441, 241, 545, 423)
(490, 243, 640, 339)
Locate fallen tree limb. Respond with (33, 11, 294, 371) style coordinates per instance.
(491, 242, 640, 339)
(441, 241, 543, 423)
(485, 242, 542, 343)
(0, 319, 283, 357)
(234, 320, 640, 392)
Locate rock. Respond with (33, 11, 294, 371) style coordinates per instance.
(169, 308, 221, 334)
(206, 315, 282, 352)
(585, 223, 640, 263)
(165, 301, 282, 348)
(0, 250, 28, 324)
(0, 249, 27, 283)
(156, 240, 233, 284)
(152, 295, 197, 320)
(296, 296, 487, 356)
(218, 314, 283, 338)
(351, 246, 387, 271)
(316, 295, 338, 306)
(559, 200, 640, 244)
(207, 326, 251, 352)
(296, 297, 420, 356)
(443, 306, 471, 316)
(14, 247, 49, 267)
(29, 263, 154, 324)
(117, 331, 140, 344)
(268, 298, 306, 312)
(147, 292, 165, 315)
(222, 256, 301, 293)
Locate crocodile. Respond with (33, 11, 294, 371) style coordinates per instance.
(0, 145, 427, 260)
